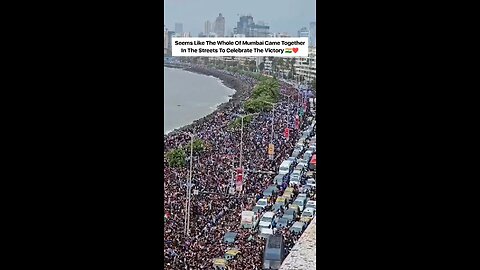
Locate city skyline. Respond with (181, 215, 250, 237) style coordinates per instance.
(164, 0, 315, 37)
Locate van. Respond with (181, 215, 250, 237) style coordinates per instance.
(263, 235, 285, 269)
(278, 160, 293, 175)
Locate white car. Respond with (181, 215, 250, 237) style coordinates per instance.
(300, 208, 316, 222)
(259, 212, 275, 228)
(306, 178, 316, 189)
(289, 170, 302, 186)
(294, 144, 304, 153)
(297, 159, 308, 169)
(259, 227, 274, 238)
(297, 193, 308, 201)
(289, 178, 301, 187)
(278, 160, 293, 175)
(306, 200, 316, 209)
(303, 207, 315, 215)
(256, 198, 269, 209)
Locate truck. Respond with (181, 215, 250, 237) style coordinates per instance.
(241, 211, 259, 230)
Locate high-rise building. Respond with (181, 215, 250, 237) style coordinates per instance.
(204, 20, 212, 36)
(294, 47, 316, 82)
(167, 31, 175, 56)
(309, 22, 316, 47)
(164, 29, 168, 49)
(233, 15, 269, 37)
(175, 23, 183, 35)
(298, 27, 309, 38)
(214, 13, 225, 37)
(269, 32, 290, 37)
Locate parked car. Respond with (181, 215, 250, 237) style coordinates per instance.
(306, 200, 316, 209)
(290, 221, 307, 234)
(286, 156, 297, 167)
(256, 198, 269, 210)
(259, 212, 276, 228)
(281, 191, 294, 203)
(294, 164, 306, 174)
(303, 150, 314, 162)
(223, 232, 238, 244)
(307, 145, 316, 153)
(291, 149, 301, 158)
(278, 160, 293, 175)
(275, 217, 290, 228)
(259, 227, 274, 238)
(274, 174, 285, 185)
(282, 209, 298, 222)
(303, 128, 314, 137)
(292, 198, 307, 212)
(263, 187, 276, 198)
(297, 137, 306, 145)
(306, 178, 316, 189)
(275, 197, 288, 206)
(294, 143, 304, 152)
(297, 193, 308, 201)
(288, 204, 300, 213)
(289, 170, 302, 186)
(272, 203, 285, 213)
(300, 208, 315, 223)
(297, 159, 308, 169)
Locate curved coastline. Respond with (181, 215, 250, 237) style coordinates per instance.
(164, 64, 253, 137)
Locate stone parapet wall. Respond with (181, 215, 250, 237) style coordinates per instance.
(279, 217, 316, 270)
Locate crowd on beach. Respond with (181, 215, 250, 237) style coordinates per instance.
(164, 69, 314, 270)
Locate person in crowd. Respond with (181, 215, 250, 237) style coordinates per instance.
(163, 67, 314, 269)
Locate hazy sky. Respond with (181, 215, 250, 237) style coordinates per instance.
(164, 0, 315, 36)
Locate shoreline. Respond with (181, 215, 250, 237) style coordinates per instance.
(164, 64, 253, 137)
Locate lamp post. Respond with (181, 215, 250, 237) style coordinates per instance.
(261, 101, 276, 141)
(232, 113, 258, 193)
(184, 132, 194, 237)
(261, 100, 276, 159)
(233, 113, 259, 187)
(281, 94, 292, 129)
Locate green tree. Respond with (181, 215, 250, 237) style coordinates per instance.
(166, 148, 187, 167)
(183, 139, 205, 155)
(244, 94, 276, 113)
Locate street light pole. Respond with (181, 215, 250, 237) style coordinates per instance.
(271, 105, 275, 142)
(261, 100, 276, 159)
(184, 133, 194, 237)
(261, 101, 276, 140)
(233, 113, 259, 193)
(239, 116, 244, 174)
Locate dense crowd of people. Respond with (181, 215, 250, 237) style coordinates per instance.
(164, 69, 314, 269)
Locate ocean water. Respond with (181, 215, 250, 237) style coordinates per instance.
(164, 67, 236, 134)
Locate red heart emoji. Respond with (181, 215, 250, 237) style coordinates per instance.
(293, 48, 299, 53)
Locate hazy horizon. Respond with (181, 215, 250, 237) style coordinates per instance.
(164, 0, 315, 37)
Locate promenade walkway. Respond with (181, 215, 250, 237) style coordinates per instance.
(279, 217, 316, 270)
